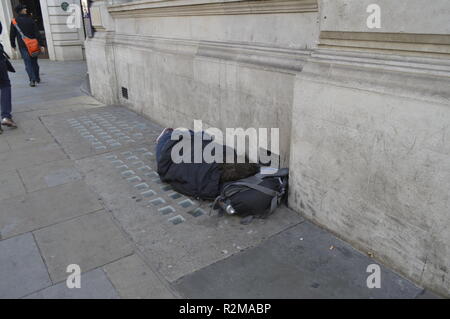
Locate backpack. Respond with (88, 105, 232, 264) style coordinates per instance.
(213, 168, 289, 218)
(12, 19, 40, 57)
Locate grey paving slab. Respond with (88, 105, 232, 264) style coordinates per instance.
(40, 106, 163, 160)
(103, 254, 177, 299)
(76, 150, 303, 283)
(0, 142, 67, 171)
(14, 92, 85, 110)
(4, 119, 55, 150)
(0, 180, 103, 239)
(175, 221, 434, 299)
(0, 233, 52, 299)
(25, 269, 119, 299)
(13, 95, 104, 118)
(33, 211, 134, 283)
(14, 102, 105, 121)
(415, 288, 442, 299)
(17, 95, 104, 111)
(0, 169, 26, 201)
(0, 139, 10, 152)
(18, 159, 82, 193)
(9, 60, 88, 115)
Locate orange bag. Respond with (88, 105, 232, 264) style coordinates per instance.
(12, 19, 41, 57)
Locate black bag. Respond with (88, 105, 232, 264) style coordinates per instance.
(213, 168, 289, 218)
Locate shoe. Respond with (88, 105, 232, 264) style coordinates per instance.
(36, 78, 41, 83)
(1, 118, 18, 128)
(30, 81, 36, 87)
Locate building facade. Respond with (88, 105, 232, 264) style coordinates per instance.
(85, 0, 450, 297)
(0, 0, 86, 60)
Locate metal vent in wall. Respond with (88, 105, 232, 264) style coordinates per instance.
(121, 87, 128, 99)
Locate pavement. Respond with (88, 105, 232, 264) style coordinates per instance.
(0, 59, 440, 299)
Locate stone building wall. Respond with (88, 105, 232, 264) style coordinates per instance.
(40, 0, 85, 61)
(289, 0, 450, 297)
(86, 0, 320, 165)
(85, 0, 450, 297)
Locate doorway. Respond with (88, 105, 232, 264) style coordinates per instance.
(10, 0, 49, 59)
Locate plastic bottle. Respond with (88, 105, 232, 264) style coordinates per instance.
(219, 201, 236, 215)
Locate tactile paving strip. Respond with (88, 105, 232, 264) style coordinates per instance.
(104, 146, 208, 225)
(41, 106, 162, 160)
(66, 112, 149, 151)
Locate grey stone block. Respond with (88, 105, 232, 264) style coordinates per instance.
(18, 159, 82, 193)
(0, 143, 66, 171)
(25, 269, 120, 299)
(3, 119, 55, 151)
(175, 221, 429, 299)
(0, 169, 26, 201)
(0, 139, 10, 152)
(103, 255, 176, 299)
(415, 289, 442, 299)
(0, 180, 103, 239)
(33, 211, 134, 283)
(0, 233, 51, 298)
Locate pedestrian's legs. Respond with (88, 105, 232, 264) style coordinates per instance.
(19, 47, 37, 82)
(31, 56, 40, 82)
(0, 83, 12, 120)
(0, 58, 12, 120)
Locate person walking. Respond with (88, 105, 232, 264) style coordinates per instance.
(9, 5, 45, 87)
(0, 21, 17, 132)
